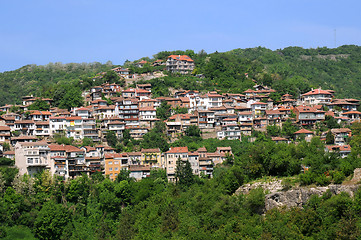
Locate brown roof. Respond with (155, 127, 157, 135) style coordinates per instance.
(141, 148, 161, 153)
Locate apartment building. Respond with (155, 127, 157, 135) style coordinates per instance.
(15, 141, 51, 176)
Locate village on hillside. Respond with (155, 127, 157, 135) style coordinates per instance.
(0, 55, 360, 182)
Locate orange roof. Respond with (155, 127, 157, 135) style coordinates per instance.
(251, 102, 268, 105)
(66, 116, 82, 120)
(167, 147, 188, 153)
(326, 145, 351, 152)
(342, 111, 361, 115)
(167, 55, 194, 62)
(294, 129, 313, 134)
(302, 89, 332, 96)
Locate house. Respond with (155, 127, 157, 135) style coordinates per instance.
(165, 147, 189, 182)
(294, 105, 325, 126)
(0, 126, 11, 144)
(140, 148, 162, 167)
(325, 145, 351, 158)
(301, 88, 333, 105)
(129, 165, 151, 180)
(197, 147, 213, 177)
(331, 128, 351, 145)
(294, 128, 314, 142)
(65, 116, 83, 140)
(104, 153, 127, 180)
(217, 124, 241, 140)
(166, 55, 195, 74)
(250, 102, 268, 118)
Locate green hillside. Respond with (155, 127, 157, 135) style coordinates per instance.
(0, 62, 114, 106)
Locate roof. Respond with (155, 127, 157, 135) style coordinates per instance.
(167, 55, 194, 62)
(49, 144, 83, 152)
(302, 89, 332, 96)
(342, 111, 361, 115)
(141, 148, 161, 153)
(0, 126, 11, 131)
(66, 116, 82, 120)
(331, 128, 351, 134)
(326, 145, 351, 152)
(12, 136, 38, 140)
(167, 147, 188, 154)
(294, 129, 313, 134)
(251, 101, 268, 105)
(271, 137, 288, 141)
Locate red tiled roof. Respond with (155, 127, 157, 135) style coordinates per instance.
(66, 116, 82, 120)
(251, 102, 268, 105)
(342, 111, 361, 115)
(167, 55, 194, 62)
(167, 147, 188, 153)
(302, 89, 332, 96)
(294, 129, 313, 134)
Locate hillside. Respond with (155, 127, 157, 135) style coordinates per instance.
(1, 45, 361, 106)
(0, 62, 114, 106)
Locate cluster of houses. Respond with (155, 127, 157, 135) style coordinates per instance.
(1, 55, 359, 180)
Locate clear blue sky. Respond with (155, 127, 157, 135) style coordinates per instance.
(1, 0, 361, 72)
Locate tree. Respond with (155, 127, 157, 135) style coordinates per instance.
(34, 201, 71, 240)
(53, 84, 83, 110)
(102, 70, 120, 84)
(267, 124, 281, 137)
(282, 119, 298, 137)
(326, 130, 334, 144)
(185, 125, 201, 137)
(156, 101, 171, 120)
(81, 137, 94, 147)
(175, 158, 194, 187)
(2, 142, 10, 151)
(106, 131, 118, 148)
(27, 99, 50, 111)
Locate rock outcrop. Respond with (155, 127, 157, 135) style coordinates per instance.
(236, 168, 361, 211)
(265, 184, 359, 211)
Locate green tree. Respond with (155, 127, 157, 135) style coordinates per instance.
(53, 84, 83, 110)
(156, 101, 171, 120)
(326, 130, 334, 144)
(27, 99, 50, 111)
(185, 125, 201, 137)
(267, 124, 281, 137)
(175, 158, 194, 187)
(102, 70, 120, 84)
(34, 201, 71, 240)
(106, 131, 118, 148)
(81, 137, 94, 147)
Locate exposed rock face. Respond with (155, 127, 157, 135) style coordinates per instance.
(236, 168, 361, 211)
(265, 184, 360, 211)
(235, 180, 284, 195)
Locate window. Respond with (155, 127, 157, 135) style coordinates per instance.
(114, 161, 118, 164)
(109, 168, 113, 171)
(115, 167, 118, 171)
(108, 161, 113, 164)
(27, 158, 33, 164)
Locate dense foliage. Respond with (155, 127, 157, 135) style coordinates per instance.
(135, 45, 361, 99)
(2, 131, 361, 239)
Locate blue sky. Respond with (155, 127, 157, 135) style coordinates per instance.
(1, 0, 360, 72)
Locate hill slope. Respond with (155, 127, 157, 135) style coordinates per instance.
(1, 45, 361, 106)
